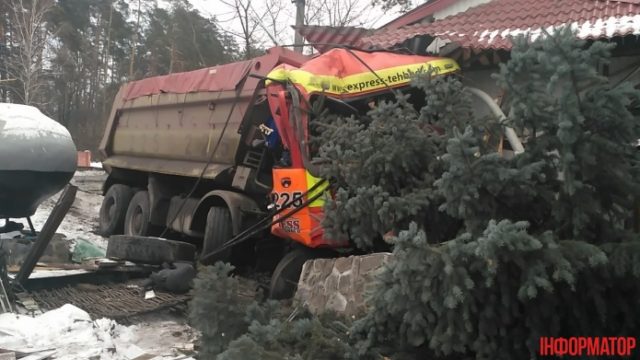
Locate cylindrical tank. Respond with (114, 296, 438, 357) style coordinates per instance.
(0, 103, 77, 218)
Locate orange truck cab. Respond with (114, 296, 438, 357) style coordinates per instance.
(263, 49, 460, 251)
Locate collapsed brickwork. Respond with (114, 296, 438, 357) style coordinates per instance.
(295, 253, 391, 316)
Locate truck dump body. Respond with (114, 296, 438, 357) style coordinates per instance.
(99, 47, 309, 180)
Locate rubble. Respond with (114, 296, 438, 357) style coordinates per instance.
(14, 185, 77, 285)
(1, 234, 72, 268)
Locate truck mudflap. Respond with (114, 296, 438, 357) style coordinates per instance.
(270, 168, 348, 248)
(191, 190, 263, 236)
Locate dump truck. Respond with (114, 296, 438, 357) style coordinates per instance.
(99, 46, 520, 298)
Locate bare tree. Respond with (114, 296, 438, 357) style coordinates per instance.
(219, 0, 261, 59)
(6, 0, 53, 105)
(219, 0, 376, 56)
(305, 0, 372, 27)
(253, 0, 289, 46)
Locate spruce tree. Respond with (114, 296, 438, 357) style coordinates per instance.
(315, 76, 473, 248)
(189, 263, 361, 359)
(351, 28, 640, 359)
(189, 262, 250, 357)
(493, 28, 640, 242)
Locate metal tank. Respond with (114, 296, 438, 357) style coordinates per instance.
(0, 103, 77, 218)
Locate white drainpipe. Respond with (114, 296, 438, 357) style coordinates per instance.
(465, 86, 525, 154)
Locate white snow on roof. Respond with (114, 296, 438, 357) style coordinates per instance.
(0, 103, 70, 140)
(576, 14, 640, 39)
(441, 14, 640, 47)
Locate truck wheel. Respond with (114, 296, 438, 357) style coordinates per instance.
(107, 235, 196, 264)
(269, 247, 332, 300)
(124, 191, 153, 236)
(99, 184, 134, 236)
(200, 207, 232, 265)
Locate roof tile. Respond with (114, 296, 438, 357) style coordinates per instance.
(361, 0, 640, 50)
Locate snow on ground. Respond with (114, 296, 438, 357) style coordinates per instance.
(114, 312, 196, 358)
(6, 169, 108, 249)
(0, 304, 195, 359)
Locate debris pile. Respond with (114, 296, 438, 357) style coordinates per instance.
(0, 304, 195, 360)
(0, 169, 198, 360)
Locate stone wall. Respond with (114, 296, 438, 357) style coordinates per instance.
(295, 253, 391, 317)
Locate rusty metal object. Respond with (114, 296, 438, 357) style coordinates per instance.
(14, 185, 77, 285)
(30, 282, 190, 319)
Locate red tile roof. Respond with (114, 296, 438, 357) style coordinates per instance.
(293, 25, 373, 53)
(361, 0, 640, 50)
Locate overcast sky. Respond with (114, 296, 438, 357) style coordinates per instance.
(186, 0, 408, 49)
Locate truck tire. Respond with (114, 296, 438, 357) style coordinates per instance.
(269, 247, 334, 300)
(99, 184, 134, 236)
(124, 190, 153, 236)
(200, 207, 232, 265)
(107, 235, 196, 264)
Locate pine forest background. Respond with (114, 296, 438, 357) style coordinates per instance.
(0, 0, 266, 153)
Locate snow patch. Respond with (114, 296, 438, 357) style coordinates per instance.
(6, 174, 107, 249)
(0, 304, 118, 359)
(0, 103, 70, 140)
(0, 305, 195, 359)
